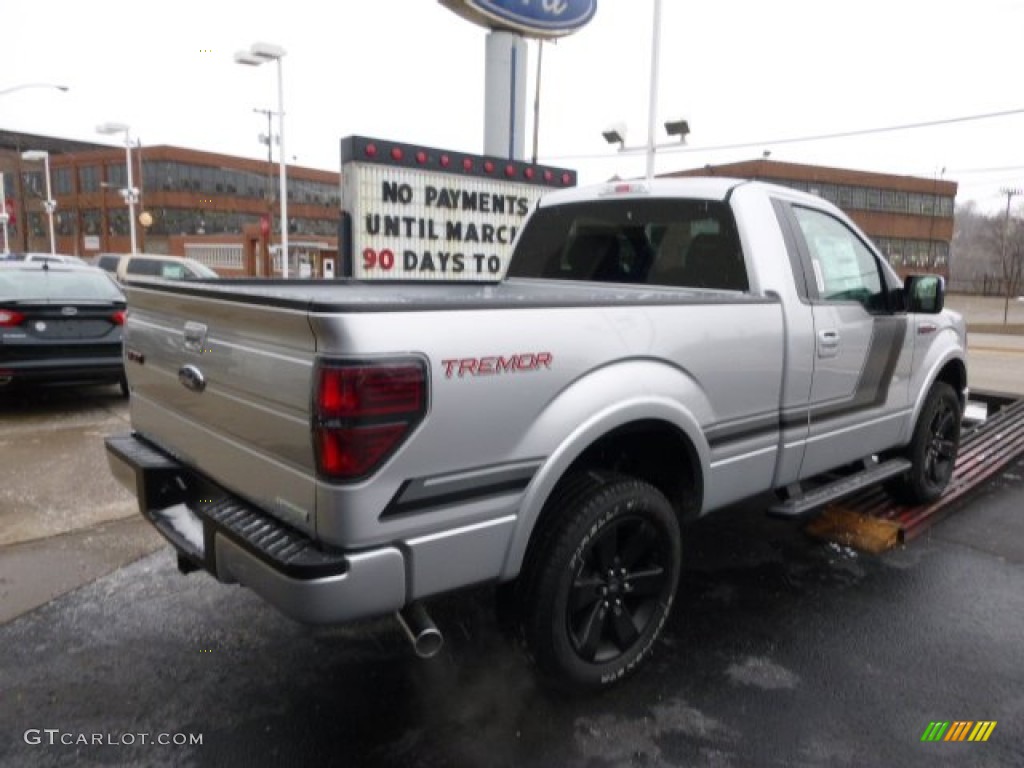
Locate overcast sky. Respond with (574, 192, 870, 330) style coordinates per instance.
(4, 0, 1023, 211)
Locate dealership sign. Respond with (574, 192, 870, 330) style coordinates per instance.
(439, 0, 597, 39)
(340, 136, 576, 281)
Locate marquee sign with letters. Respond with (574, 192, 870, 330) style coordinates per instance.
(340, 135, 576, 281)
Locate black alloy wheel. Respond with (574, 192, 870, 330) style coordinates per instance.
(518, 473, 682, 691)
(922, 392, 959, 488)
(887, 381, 961, 504)
(567, 515, 672, 664)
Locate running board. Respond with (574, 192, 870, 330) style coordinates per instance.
(769, 458, 912, 518)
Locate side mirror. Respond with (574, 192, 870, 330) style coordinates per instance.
(904, 274, 945, 314)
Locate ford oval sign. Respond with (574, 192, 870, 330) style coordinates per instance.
(440, 0, 597, 39)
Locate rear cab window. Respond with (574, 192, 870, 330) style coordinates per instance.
(125, 258, 161, 277)
(96, 255, 122, 273)
(508, 198, 748, 291)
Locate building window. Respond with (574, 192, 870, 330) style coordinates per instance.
(108, 211, 129, 235)
(53, 167, 73, 196)
(55, 211, 75, 236)
(28, 212, 45, 237)
(21, 170, 45, 198)
(81, 209, 102, 235)
(79, 166, 100, 193)
(107, 163, 127, 188)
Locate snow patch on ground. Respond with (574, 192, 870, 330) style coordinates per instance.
(726, 656, 800, 690)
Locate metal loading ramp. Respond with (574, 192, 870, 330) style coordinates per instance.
(806, 395, 1024, 553)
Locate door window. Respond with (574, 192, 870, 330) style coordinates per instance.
(792, 207, 884, 311)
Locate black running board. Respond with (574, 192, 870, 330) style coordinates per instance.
(769, 458, 912, 517)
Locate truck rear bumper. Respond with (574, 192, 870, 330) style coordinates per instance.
(105, 433, 406, 624)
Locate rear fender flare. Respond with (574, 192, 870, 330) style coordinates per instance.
(499, 361, 709, 581)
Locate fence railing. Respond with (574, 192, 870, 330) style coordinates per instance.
(184, 243, 244, 269)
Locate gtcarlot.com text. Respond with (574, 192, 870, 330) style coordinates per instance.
(24, 729, 203, 747)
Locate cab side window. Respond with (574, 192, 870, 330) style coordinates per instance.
(792, 206, 885, 311)
(161, 264, 187, 280)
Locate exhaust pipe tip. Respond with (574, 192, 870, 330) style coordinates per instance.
(396, 602, 444, 659)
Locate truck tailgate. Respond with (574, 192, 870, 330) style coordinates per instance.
(123, 282, 318, 534)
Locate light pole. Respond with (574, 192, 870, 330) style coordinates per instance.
(20, 150, 56, 254)
(235, 42, 289, 278)
(0, 173, 9, 254)
(645, 0, 663, 181)
(254, 107, 277, 278)
(96, 122, 139, 255)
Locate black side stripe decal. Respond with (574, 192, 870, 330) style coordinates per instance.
(784, 315, 907, 424)
(382, 461, 541, 519)
(709, 315, 907, 449)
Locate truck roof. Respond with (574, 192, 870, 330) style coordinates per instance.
(537, 176, 832, 211)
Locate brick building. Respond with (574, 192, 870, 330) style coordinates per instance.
(1, 129, 340, 276)
(667, 158, 957, 280)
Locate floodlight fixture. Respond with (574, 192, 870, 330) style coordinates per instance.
(602, 122, 627, 148)
(664, 119, 690, 141)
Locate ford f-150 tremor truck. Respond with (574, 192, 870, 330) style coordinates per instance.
(106, 178, 966, 690)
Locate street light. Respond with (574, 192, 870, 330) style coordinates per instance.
(0, 172, 10, 254)
(235, 41, 289, 278)
(96, 122, 140, 255)
(601, 118, 690, 159)
(21, 150, 57, 254)
(0, 83, 69, 97)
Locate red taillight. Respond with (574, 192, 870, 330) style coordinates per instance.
(314, 361, 427, 481)
(0, 309, 25, 327)
(111, 310, 126, 326)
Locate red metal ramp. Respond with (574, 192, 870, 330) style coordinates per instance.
(807, 396, 1024, 552)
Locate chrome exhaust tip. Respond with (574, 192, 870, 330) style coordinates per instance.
(396, 602, 444, 659)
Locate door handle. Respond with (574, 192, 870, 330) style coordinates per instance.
(817, 329, 840, 358)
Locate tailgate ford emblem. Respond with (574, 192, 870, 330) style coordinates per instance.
(178, 364, 206, 393)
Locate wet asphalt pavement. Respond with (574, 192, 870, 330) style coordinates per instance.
(2, 452, 1023, 767)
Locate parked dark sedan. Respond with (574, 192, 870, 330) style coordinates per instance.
(0, 262, 128, 395)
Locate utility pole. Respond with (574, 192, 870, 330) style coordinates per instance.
(999, 187, 1022, 324)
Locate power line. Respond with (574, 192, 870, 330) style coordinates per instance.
(543, 106, 1024, 163)
(946, 163, 1024, 176)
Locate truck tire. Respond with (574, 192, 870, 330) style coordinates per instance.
(518, 472, 681, 691)
(887, 381, 961, 505)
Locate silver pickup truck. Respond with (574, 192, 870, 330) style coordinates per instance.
(106, 178, 966, 690)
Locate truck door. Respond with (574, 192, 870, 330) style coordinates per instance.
(782, 204, 913, 479)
